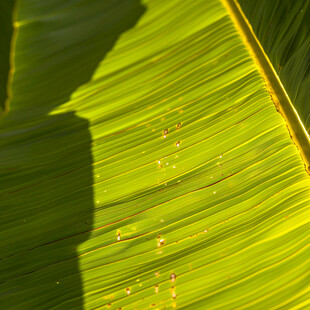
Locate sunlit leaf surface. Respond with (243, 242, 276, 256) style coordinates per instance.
(0, 0, 309, 309)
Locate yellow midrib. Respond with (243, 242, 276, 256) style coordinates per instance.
(1, 0, 20, 120)
(221, 0, 310, 175)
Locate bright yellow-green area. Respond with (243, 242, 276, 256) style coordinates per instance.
(0, 0, 309, 309)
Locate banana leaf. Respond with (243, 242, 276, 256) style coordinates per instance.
(0, 0, 309, 309)
(238, 0, 310, 133)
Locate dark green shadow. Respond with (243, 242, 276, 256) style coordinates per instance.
(0, 1, 145, 309)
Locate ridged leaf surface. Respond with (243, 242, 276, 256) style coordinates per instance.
(0, 0, 309, 309)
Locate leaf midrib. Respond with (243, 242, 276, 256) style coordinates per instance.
(222, 0, 310, 174)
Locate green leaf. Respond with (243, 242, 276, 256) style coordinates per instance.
(0, 0, 309, 309)
(0, 0, 14, 115)
(238, 0, 310, 133)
